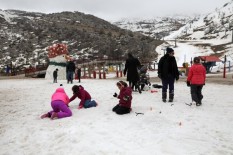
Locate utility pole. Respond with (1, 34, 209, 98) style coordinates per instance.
(190, 57, 193, 66)
(232, 30, 233, 43)
(229, 61, 231, 72)
(223, 55, 226, 78)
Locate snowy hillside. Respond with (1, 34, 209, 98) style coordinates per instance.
(113, 1, 233, 64)
(1, 1, 233, 76)
(113, 15, 194, 39)
(0, 9, 161, 73)
(165, 1, 233, 41)
(161, 1, 233, 67)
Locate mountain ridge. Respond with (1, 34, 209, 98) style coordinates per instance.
(0, 9, 162, 72)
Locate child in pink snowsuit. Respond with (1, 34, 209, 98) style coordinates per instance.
(41, 87, 72, 119)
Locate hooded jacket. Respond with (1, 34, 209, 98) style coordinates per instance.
(51, 88, 69, 105)
(187, 63, 206, 85)
(69, 86, 91, 106)
(118, 87, 132, 108)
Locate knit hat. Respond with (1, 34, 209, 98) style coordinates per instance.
(166, 47, 174, 54)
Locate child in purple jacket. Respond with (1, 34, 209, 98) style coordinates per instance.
(112, 81, 132, 115)
(69, 85, 97, 109)
(41, 87, 72, 120)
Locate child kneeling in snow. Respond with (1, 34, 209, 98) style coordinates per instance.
(69, 85, 97, 109)
(41, 87, 72, 120)
(112, 81, 132, 115)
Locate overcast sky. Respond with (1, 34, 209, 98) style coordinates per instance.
(0, 0, 230, 21)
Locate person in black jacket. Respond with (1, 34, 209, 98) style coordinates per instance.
(158, 47, 179, 102)
(53, 68, 58, 83)
(66, 59, 76, 84)
(124, 53, 141, 93)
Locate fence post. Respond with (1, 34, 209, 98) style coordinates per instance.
(116, 70, 119, 78)
(99, 71, 102, 79)
(120, 71, 123, 77)
(223, 55, 226, 78)
(93, 71, 96, 79)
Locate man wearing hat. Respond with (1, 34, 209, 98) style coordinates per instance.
(158, 47, 179, 102)
(66, 58, 76, 84)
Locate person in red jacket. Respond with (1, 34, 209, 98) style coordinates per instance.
(112, 81, 132, 115)
(69, 85, 97, 109)
(187, 57, 206, 106)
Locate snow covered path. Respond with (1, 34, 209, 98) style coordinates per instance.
(157, 41, 216, 67)
(0, 79, 233, 155)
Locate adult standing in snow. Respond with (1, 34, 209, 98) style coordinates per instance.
(158, 47, 179, 102)
(187, 57, 206, 106)
(69, 85, 97, 109)
(112, 81, 132, 115)
(124, 53, 141, 93)
(66, 59, 76, 84)
(41, 87, 72, 120)
(53, 68, 58, 83)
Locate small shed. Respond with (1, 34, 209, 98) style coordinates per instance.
(199, 56, 222, 73)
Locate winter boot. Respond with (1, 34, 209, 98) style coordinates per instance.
(199, 95, 203, 105)
(162, 92, 167, 102)
(51, 112, 58, 120)
(41, 113, 50, 119)
(135, 84, 141, 94)
(138, 87, 142, 94)
(168, 93, 174, 102)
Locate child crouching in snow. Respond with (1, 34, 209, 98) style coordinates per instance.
(69, 85, 97, 109)
(41, 87, 72, 120)
(112, 81, 132, 115)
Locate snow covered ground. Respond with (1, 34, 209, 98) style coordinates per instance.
(0, 77, 233, 155)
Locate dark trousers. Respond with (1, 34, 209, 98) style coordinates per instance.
(78, 76, 81, 83)
(161, 76, 175, 93)
(53, 76, 57, 83)
(129, 81, 133, 89)
(83, 99, 97, 108)
(129, 81, 140, 92)
(190, 85, 203, 104)
(112, 104, 130, 115)
(67, 71, 74, 83)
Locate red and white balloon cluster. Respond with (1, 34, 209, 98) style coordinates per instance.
(47, 43, 68, 58)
